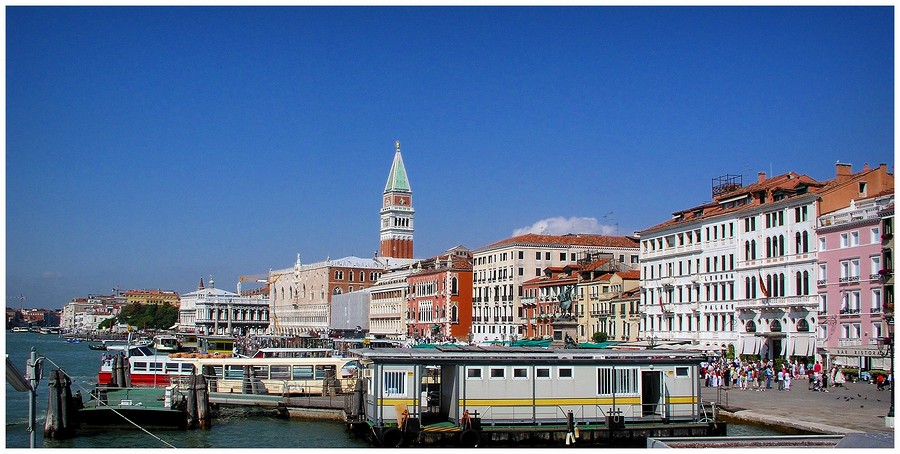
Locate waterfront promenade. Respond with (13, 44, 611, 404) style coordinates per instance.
(709, 378, 894, 435)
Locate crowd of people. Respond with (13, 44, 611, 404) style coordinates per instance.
(699, 357, 889, 392)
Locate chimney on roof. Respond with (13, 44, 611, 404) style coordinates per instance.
(864, 163, 870, 171)
(757, 172, 766, 183)
(836, 162, 853, 182)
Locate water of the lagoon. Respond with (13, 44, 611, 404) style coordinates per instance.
(5, 331, 783, 448)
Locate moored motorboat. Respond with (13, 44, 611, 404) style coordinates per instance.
(98, 345, 194, 387)
(87, 344, 107, 351)
(78, 386, 188, 430)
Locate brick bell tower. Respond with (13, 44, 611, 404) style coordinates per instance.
(380, 140, 414, 259)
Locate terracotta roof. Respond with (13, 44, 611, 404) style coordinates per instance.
(616, 270, 641, 280)
(642, 171, 826, 234)
(581, 259, 611, 272)
(481, 233, 639, 250)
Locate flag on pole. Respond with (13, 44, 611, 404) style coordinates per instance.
(758, 271, 770, 298)
(658, 294, 665, 311)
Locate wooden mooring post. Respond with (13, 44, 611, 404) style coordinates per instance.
(185, 373, 212, 430)
(43, 369, 76, 439)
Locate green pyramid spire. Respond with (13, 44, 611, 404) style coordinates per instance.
(384, 140, 411, 193)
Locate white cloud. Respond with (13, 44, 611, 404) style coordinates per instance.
(512, 217, 617, 237)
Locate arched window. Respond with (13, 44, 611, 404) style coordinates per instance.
(766, 237, 772, 257)
(795, 272, 803, 296)
(778, 273, 786, 296)
(770, 320, 782, 332)
(778, 235, 785, 256)
(746, 320, 757, 333)
(802, 231, 809, 252)
(795, 232, 802, 254)
(797, 318, 810, 332)
(802, 271, 810, 295)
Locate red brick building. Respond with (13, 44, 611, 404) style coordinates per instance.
(406, 246, 473, 341)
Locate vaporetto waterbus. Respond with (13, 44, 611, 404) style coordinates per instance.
(346, 346, 725, 447)
(176, 356, 359, 396)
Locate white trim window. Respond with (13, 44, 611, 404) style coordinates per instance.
(597, 367, 639, 396)
(512, 367, 529, 380)
(466, 366, 483, 380)
(536, 367, 551, 380)
(558, 367, 574, 380)
(489, 367, 506, 380)
(383, 370, 407, 397)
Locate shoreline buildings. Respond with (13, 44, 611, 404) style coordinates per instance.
(179, 277, 270, 336)
(470, 233, 639, 344)
(639, 163, 892, 366)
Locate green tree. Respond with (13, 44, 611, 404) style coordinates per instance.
(592, 332, 609, 343)
(117, 303, 178, 330)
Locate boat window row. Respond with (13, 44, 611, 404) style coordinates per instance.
(132, 362, 195, 373)
(464, 365, 574, 380)
(211, 364, 341, 381)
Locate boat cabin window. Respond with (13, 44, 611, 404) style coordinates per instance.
(383, 370, 406, 396)
(513, 367, 529, 379)
(489, 367, 505, 379)
(131, 346, 155, 356)
(314, 365, 336, 380)
(252, 366, 268, 379)
(292, 365, 314, 380)
(558, 367, 574, 379)
(182, 364, 195, 373)
(210, 366, 224, 378)
(465, 367, 483, 379)
(675, 366, 690, 377)
(225, 365, 243, 379)
(150, 362, 163, 372)
(270, 365, 290, 380)
(133, 362, 148, 372)
(597, 367, 639, 396)
(165, 363, 180, 373)
(536, 367, 551, 379)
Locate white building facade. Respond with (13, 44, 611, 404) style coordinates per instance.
(640, 172, 822, 359)
(471, 233, 639, 344)
(180, 280, 270, 336)
(368, 265, 416, 339)
(269, 255, 391, 335)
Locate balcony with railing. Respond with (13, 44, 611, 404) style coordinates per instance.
(839, 276, 861, 284)
(818, 205, 881, 228)
(838, 339, 864, 347)
(817, 279, 827, 286)
(734, 295, 819, 311)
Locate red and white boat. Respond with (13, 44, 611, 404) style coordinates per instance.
(97, 345, 194, 387)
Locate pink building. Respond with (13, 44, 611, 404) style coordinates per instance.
(816, 193, 893, 369)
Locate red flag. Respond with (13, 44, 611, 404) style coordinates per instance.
(758, 272, 770, 298)
(658, 294, 665, 311)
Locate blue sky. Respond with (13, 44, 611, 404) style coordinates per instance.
(6, 6, 894, 309)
